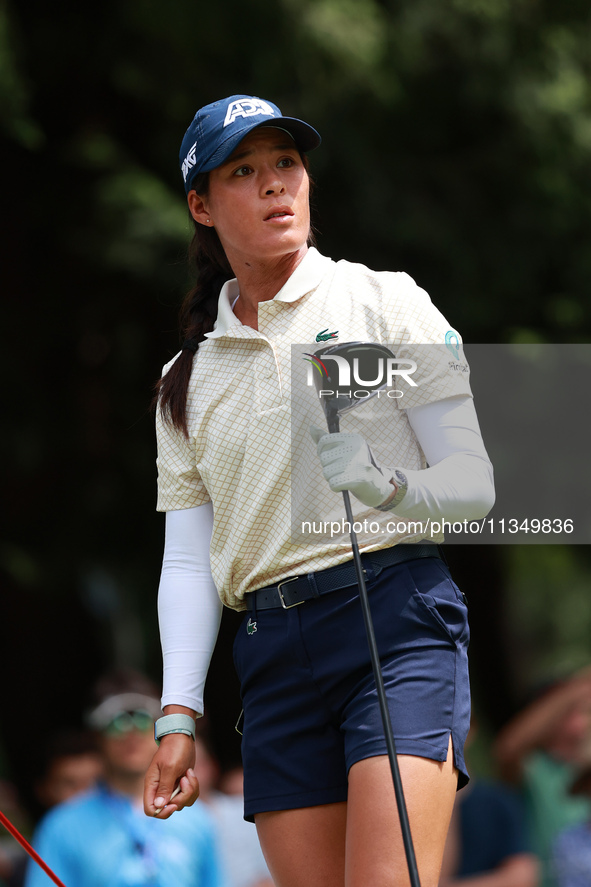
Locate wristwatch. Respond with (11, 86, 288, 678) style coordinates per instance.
(154, 714, 196, 746)
(376, 469, 408, 511)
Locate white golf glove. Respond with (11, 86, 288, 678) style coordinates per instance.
(310, 426, 398, 508)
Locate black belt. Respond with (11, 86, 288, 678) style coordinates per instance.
(245, 544, 441, 611)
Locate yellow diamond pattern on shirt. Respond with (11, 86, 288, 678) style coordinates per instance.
(156, 249, 471, 611)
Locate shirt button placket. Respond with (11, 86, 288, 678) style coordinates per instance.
(255, 349, 282, 413)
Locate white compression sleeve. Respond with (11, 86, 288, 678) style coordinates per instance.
(158, 502, 222, 715)
(388, 396, 495, 521)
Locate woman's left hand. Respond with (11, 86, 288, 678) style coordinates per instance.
(310, 427, 396, 507)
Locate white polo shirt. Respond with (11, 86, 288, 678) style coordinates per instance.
(156, 247, 472, 610)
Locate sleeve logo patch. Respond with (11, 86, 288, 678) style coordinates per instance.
(445, 329, 461, 359)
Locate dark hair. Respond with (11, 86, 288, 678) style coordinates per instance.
(38, 730, 99, 777)
(155, 154, 314, 436)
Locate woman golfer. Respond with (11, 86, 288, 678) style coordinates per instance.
(143, 94, 494, 887)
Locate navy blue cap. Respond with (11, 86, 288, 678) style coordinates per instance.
(179, 95, 321, 194)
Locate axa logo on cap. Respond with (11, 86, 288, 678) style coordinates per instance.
(181, 141, 197, 183)
(224, 98, 276, 128)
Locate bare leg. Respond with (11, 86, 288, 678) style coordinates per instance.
(345, 737, 458, 887)
(256, 802, 347, 887)
(254, 738, 457, 887)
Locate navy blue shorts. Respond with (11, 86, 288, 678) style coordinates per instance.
(233, 556, 470, 822)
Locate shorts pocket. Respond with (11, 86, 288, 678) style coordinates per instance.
(406, 561, 470, 647)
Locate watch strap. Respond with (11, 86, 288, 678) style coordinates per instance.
(376, 469, 408, 511)
(154, 713, 196, 746)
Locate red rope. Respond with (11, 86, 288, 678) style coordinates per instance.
(0, 810, 68, 887)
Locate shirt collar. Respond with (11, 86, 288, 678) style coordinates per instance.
(205, 247, 331, 339)
(205, 278, 240, 339)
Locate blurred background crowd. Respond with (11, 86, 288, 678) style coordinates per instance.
(3, 666, 591, 886)
(2, 0, 591, 885)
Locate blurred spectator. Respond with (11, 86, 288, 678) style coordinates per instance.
(552, 764, 591, 887)
(34, 730, 103, 811)
(217, 766, 245, 798)
(439, 781, 539, 886)
(495, 667, 591, 887)
(439, 720, 539, 886)
(24, 669, 223, 887)
(4, 732, 102, 887)
(193, 734, 273, 887)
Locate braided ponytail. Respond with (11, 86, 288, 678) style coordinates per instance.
(155, 172, 232, 436)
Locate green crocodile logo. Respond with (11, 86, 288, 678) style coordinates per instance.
(247, 618, 257, 636)
(315, 329, 339, 342)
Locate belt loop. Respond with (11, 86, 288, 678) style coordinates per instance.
(362, 557, 376, 584)
(307, 571, 320, 598)
(252, 589, 258, 619)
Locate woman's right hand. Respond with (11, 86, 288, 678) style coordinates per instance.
(143, 732, 200, 819)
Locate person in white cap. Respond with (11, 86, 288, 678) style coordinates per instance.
(25, 670, 223, 887)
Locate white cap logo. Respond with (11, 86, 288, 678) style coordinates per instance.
(223, 98, 276, 128)
(181, 141, 197, 182)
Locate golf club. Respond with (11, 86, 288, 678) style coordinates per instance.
(312, 341, 421, 887)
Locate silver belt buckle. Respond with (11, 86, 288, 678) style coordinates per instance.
(277, 576, 304, 609)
